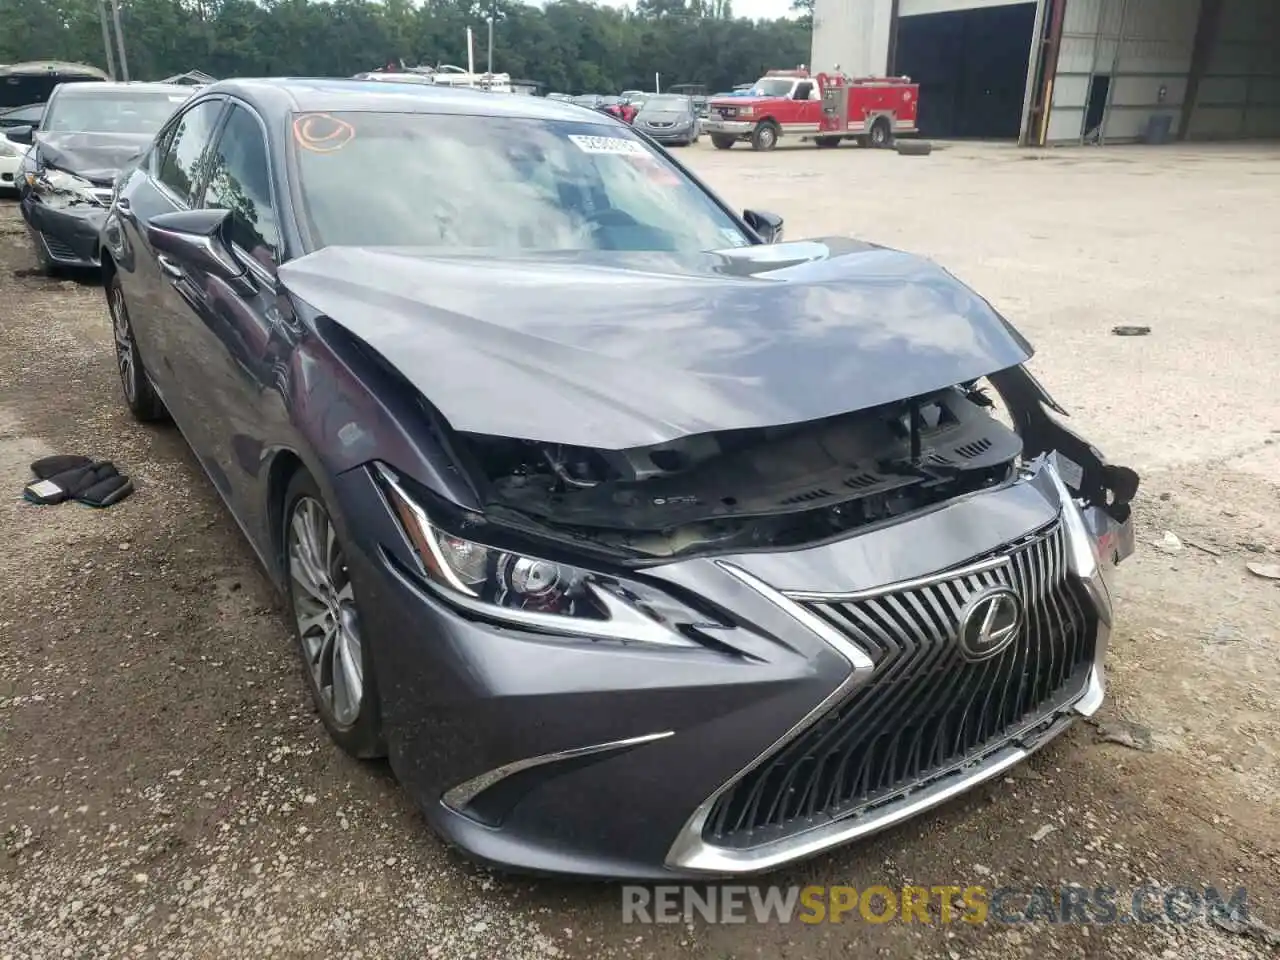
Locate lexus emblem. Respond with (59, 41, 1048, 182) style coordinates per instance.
(957, 587, 1022, 662)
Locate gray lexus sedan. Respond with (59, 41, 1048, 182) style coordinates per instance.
(99, 78, 1137, 879)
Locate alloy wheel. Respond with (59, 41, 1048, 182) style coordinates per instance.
(109, 282, 137, 405)
(288, 496, 364, 727)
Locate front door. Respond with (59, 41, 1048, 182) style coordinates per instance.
(167, 101, 291, 554)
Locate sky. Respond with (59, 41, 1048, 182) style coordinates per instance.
(593, 0, 800, 22)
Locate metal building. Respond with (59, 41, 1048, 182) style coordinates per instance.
(810, 0, 1280, 144)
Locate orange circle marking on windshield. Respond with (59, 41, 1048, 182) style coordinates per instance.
(293, 113, 356, 153)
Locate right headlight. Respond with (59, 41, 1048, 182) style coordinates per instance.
(376, 464, 710, 648)
(0, 138, 22, 159)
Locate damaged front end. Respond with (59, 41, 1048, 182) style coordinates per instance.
(451, 364, 1138, 571)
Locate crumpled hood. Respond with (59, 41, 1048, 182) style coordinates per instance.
(278, 238, 1033, 450)
(35, 131, 150, 184)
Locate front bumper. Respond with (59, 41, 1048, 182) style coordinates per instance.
(331, 453, 1133, 879)
(702, 119, 754, 137)
(21, 196, 107, 267)
(645, 130, 696, 144)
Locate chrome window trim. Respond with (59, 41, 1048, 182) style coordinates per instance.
(152, 95, 228, 207)
(204, 96, 287, 267)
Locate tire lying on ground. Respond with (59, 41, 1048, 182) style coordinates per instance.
(895, 139, 933, 156)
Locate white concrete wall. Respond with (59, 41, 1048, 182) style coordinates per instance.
(1187, 0, 1280, 139)
(811, 0, 893, 77)
(1047, 0, 1199, 143)
(900, 0, 1032, 15)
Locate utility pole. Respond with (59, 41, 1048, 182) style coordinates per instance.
(98, 0, 117, 80)
(110, 0, 130, 81)
(486, 16, 494, 74)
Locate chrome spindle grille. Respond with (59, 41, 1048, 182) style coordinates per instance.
(704, 521, 1096, 849)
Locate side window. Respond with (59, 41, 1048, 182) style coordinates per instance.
(794, 82, 814, 101)
(156, 99, 223, 203)
(200, 104, 280, 267)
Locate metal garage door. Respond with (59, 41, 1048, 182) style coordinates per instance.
(1046, 0, 1200, 144)
(1187, 0, 1280, 139)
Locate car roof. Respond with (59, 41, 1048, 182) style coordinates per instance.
(200, 78, 619, 125)
(54, 81, 194, 98)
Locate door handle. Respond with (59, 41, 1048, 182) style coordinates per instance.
(156, 254, 185, 279)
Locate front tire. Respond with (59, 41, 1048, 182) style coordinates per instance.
(285, 471, 386, 759)
(711, 134, 736, 150)
(751, 121, 780, 151)
(107, 272, 167, 422)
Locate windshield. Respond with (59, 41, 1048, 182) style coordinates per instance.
(640, 96, 690, 112)
(291, 112, 751, 254)
(0, 103, 43, 126)
(752, 78, 796, 97)
(43, 90, 188, 135)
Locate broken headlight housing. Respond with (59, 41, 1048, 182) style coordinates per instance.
(28, 166, 102, 208)
(376, 464, 707, 647)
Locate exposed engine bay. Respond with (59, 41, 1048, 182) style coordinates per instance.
(462, 384, 1025, 557)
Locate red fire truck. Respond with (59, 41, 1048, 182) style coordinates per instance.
(702, 68, 920, 151)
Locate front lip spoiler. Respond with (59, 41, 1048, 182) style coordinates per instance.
(666, 667, 1103, 875)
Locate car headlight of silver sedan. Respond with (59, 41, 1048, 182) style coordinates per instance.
(0, 138, 23, 159)
(376, 464, 713, 648)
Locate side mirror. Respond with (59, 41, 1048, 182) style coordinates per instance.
(743, 209, 785, 244)
(5, 125, 33, 146)
(145, 208, 255, 295)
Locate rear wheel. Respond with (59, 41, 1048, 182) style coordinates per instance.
(711, 134, 736, 150)
(107, 271, 167, 422)
(284, 470, 385, 759)
(751, 121, 780, 151)
(869, 116, 893, 148)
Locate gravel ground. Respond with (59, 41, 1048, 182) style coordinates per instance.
(1, 140, 1278, 959)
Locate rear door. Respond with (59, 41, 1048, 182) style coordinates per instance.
(123, 96, 228, 435)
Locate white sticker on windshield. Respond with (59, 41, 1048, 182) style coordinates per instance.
(568, 134, 647, 156)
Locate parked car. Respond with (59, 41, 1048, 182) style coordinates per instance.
(666, 83, 709, 119)
(11, 81, 193, 271)
(0, 103, 42, 193)
(0, 60, 107, 109)
(632, 93, 700, 146)
(100, 77, 1137, 880)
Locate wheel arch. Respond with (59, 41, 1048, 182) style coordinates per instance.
(265, 448, 307, 580)
(100, 247, 117, 285)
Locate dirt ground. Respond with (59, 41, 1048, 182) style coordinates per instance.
(1, 140, 1277, 960)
